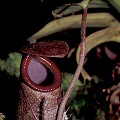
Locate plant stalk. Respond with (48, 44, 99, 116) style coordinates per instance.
(57, 4, 88, 120)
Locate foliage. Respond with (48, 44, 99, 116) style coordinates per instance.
(0, 52, 22, 78)
(62, 72, 106, 119)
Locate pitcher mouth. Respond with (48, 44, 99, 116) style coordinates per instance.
(21, 54, 62, 92)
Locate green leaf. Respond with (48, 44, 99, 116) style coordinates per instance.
(63, 72, 83, 86)
(106, 0, 120, 14)
(53, 0, 109, 16)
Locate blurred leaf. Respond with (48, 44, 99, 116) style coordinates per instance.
(62, 72, 83, 93)
(62, 72, 84, 103)
(76, 26, 120, 63)
(63, 72, 83, 86)
(5, 52, 22, 77)
(0, 52, 22, 78)
(92, 75, 104, 84)
(106, 0, 120, 14)
(28, 12, 120, 43)
(0, 59, 6, 71)
(96, 109, 106, 120)
(53, 0, 109, 16)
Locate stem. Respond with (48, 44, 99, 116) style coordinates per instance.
(52, 3, 79, 18)
(57, 5, 88, 120)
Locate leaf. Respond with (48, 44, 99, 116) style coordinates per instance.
(76, 26, 120, 82)
(106, 0, 120, 14)
(52, 0, 109, 16)
(63, 72, 83, 87)
(62, 72, 83, 101)
(76, 26, 120, 63)
(27, 13, 120, 43)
